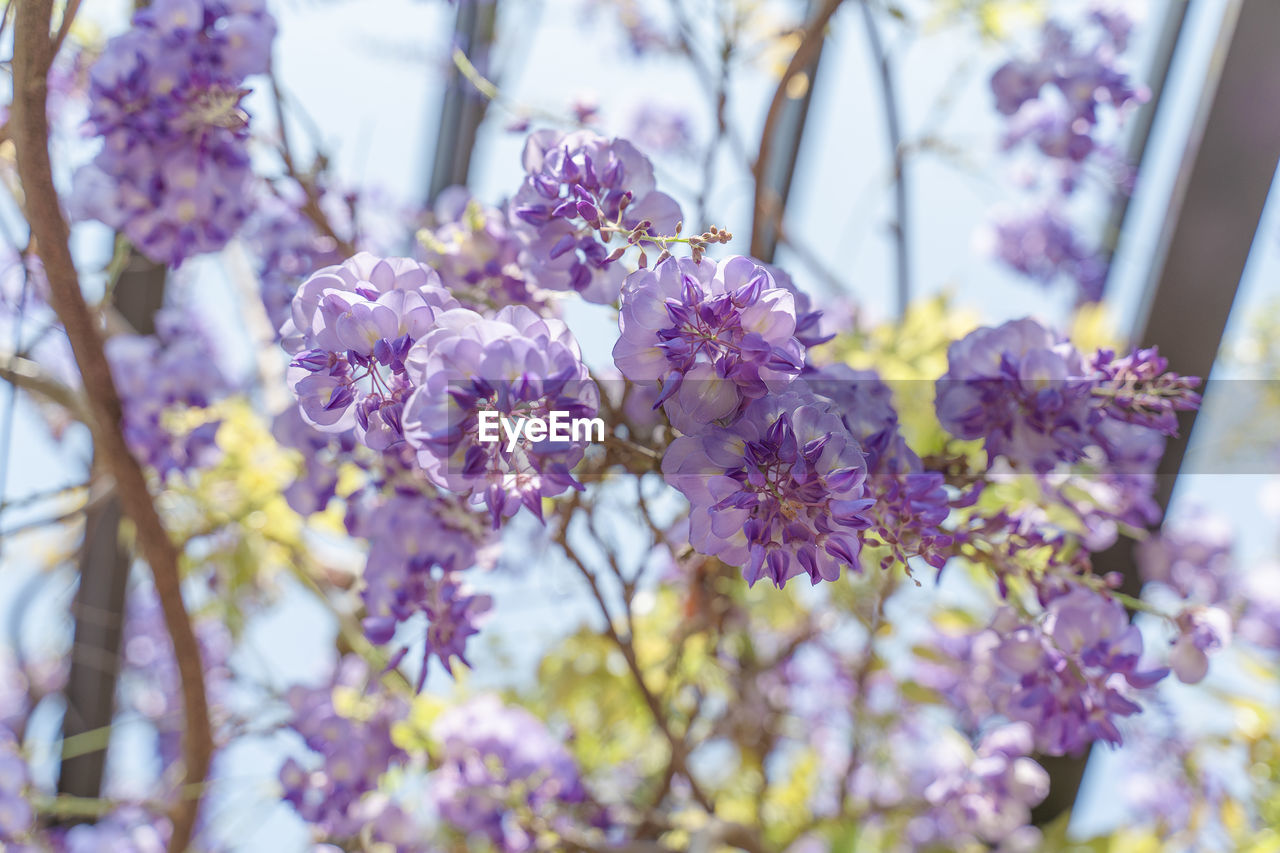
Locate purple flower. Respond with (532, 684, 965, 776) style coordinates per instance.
(988, 205, 1107, 303)
(1137, 513, 1235, 605)
(937, 319, 1198, 476)
(614, 256, 805, 433)
(626, 102, 696, 157)
(1238, 561, 1280, 651)
(936, 318, 1096, 473)
(431, 695, 594, 851)
(283, 253, 460, 450)
(916, 723, 1049, 847)
(0, 730, 33, 843)
(810, 365, 952, 570)
(1169, 606, 1231, 685)
(74, 0, 276, 265)
(1090, 345, 1202, 435)
(512, 130, 681, 303)
(278, 656, 410, 842)
(990, 18, 1146, 134)
(119, 585, 233, 775)
(949, 588, 1168, 755)
(243, 189, 345, 332)
(662, 390, 872, 587)
(272, 406, 356, 515)
(353, 491, 495, 684)
(985, 12, 1147, 304)
(107, 307, 231, 476)
(401, 305, 599, 526)
(418, 187, 543, 310)
(57, 807, 171, 853)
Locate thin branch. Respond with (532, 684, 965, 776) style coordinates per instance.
(554, 501, 715, 814)
(0, 350, 91, 421)
(268, 73, 357, 257)
(751, 0, 845, 258)
(10, 5, 212, 849)
(858, 0, 910, 317)
(51, 0, 82, 58)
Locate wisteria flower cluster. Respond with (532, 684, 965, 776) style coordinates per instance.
(511, 129, 682, 303)
(7, 1, 1269, 851)
(418, 188, 542, 311)
(278, 657, 415, 846)
(351, 484, 495, 685)
(942, 588, 1168, 756)
(614, 255, 805, 432)
(987, 9, 1147, 302)
(936, 317, 1199, 473)
(243, 189, 346, 332)
(401, 304, 600, 525)
(74, 0, 276, 265)
(282, 252, 461, 448)
(430, 695, 600, 851)
(107, 308, 232, 477)
(914, 723, 1049, 849)
(662, 391, 873, 588)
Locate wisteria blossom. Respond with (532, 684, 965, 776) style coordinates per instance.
(614, 255, 805, 432)
(73, 0, 276, 264)
(511, 129, 681, 303)
(283, 252, 460, 448)
(5, 2, 1261, 851)
(663, 390, 872, 587)
(431, 695, 598, 850)
(401, 304, 599, 525)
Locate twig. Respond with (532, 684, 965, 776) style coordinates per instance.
(857, 0, 910, 317)
(0, 350, 92, 422)
(269, 72, 356, 257)
(51, 0, 82, 58)
(554, 502, 715, 814)
(751, 0, 846, 258)
(10, 6, 212, 849)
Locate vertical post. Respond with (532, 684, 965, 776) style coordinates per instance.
(1034, 0, 1280, 824)
(56, 253, 166, 804)
(749, 0, 829, 264)
(426, 0, 498, 204)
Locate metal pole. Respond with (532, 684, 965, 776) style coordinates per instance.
(56, 252, 166, 804)
(426, 0, 498, 204)
(1035, 0, 1280, 823)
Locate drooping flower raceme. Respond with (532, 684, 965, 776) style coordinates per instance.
(936, 318, 1096, 473)
(986, 11, 1147, 303)
(511, 129, 681, 303)
(243, 189, 345, 332)
(948, 588, 1168, 756)
(74, 0, 276, 265)
(936, 318, 1199, 473)
(987, 205, 1108, 303)
(351, 486, 495, 684)
(991, 17, 1147, 160)
(810, 364, 952, 571)
(107, 308, 231, 477)
(914, 723, 1049, 849)
(278, 656, 413, 845)
(662, 391, 872, 588)
(283, 253, 460, 451)
(402, 305, 599, 526)
(614, 256, 805, 433)
(418, 187, 543, 311)
(431, 695, 595, 852)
